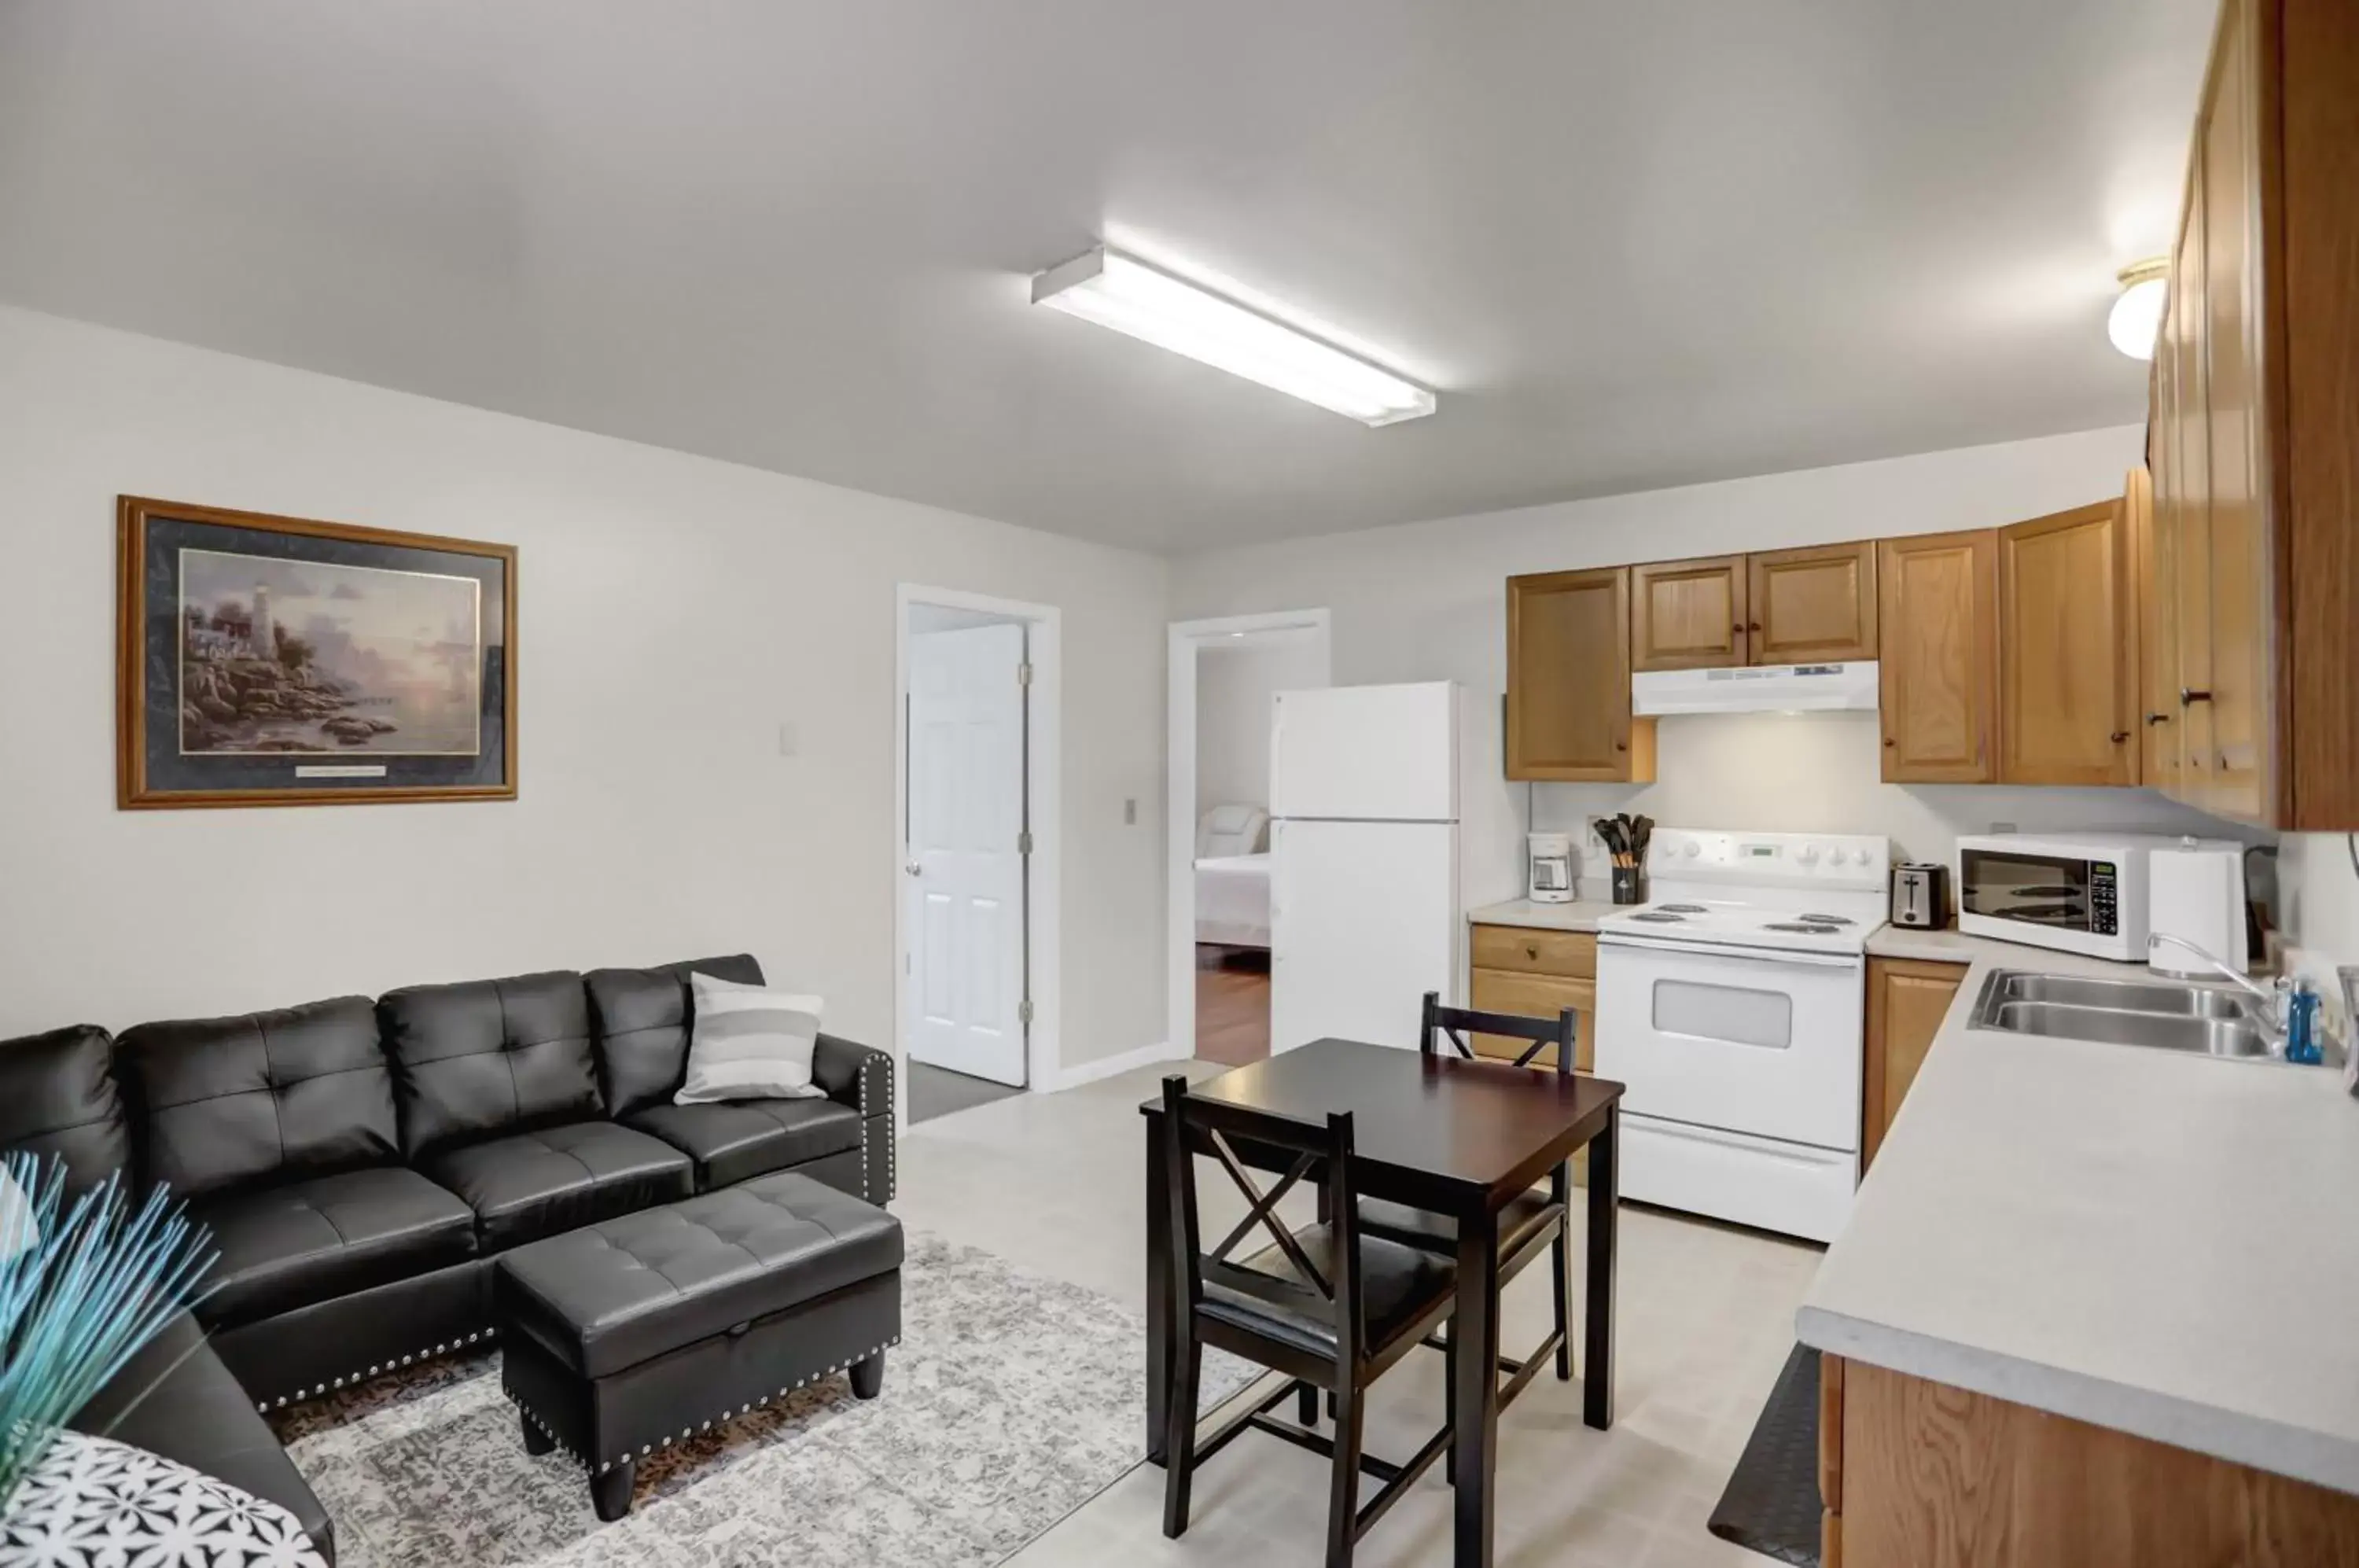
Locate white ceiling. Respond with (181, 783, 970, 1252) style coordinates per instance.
(0, 1, 2212, 554)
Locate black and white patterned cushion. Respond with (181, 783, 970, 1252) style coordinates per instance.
(0, 1430, 325, 1568)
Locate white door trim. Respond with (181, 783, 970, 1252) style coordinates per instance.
(896, 584, 1062, 1127)
(1166, 609, 1333, 1062)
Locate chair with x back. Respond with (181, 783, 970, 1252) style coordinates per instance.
(1357, 992, 1580, 1462)
(1157, 1076, 1458, 1567)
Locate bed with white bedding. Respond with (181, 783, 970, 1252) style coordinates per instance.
(1194, 852, 1272, 947)
(1194, 803, 1272, 948)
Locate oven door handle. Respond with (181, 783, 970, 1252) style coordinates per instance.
(1598, 933, 1864, 970)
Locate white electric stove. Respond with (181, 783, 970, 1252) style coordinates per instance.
(1593, 829, 1890, 1243)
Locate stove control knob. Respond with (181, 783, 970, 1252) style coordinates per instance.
(1681, 840, 1701, 858)
(1852, 846, 1875, 867)
(1797, 844, 1821, 866)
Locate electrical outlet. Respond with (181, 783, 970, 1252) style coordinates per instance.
(1583, 815, 1610, 852)
(1989, 821, 2017, 834)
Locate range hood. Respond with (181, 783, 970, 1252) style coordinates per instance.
(1632, 661, 1880, 716)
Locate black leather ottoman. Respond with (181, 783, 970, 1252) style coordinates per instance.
(492, 1171, 903, 1520)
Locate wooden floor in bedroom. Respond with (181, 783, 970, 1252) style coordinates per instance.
(1193, 944, 1270, 1067)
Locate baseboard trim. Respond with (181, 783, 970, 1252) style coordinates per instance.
(1040, 1040, 1187, 1092)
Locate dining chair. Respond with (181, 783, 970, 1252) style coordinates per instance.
(1356, 993, 1578, 1467)
(1156, 1076, 1459, 1568)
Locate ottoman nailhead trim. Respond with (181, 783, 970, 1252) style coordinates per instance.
(255, 1334, 488, 1415)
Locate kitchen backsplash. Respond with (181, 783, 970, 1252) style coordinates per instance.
(1532, 710, 2276, 889)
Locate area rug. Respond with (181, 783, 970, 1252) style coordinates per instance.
(272, 1231, 1257, 1567)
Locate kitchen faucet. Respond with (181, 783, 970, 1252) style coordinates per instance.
(2147, 931, 2293, 1053)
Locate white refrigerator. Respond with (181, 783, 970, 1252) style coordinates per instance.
(1268, 682, 1523, 1054)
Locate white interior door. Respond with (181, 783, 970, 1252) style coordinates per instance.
(905, 622, 1029, 1086)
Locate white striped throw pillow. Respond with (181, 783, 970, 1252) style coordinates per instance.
(676, 972, 830, 1104)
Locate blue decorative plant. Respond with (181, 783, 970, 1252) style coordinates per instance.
(0, 1151, 215, 1511)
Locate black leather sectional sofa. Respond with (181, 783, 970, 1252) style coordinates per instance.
(0, 953, 895, 1562)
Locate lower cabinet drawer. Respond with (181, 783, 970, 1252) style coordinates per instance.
(1470, 923, 1598, 979)
(1468, 966, 1598, 1187)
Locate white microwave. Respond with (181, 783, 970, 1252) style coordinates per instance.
(1953, 833, 2175, 961)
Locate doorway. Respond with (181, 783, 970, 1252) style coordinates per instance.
(1166, 610, 1332, 1067)
(896, 587, 1062, 1124)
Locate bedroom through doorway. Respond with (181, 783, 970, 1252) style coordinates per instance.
(1165, 610, 1330, 1068)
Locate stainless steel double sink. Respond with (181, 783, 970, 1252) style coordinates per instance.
(1970, 969, 2282, 1061)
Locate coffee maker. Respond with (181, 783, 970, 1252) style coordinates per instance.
(1527, 832, 1575, 904)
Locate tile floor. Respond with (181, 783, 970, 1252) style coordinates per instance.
(896, 1062, 1823, 1567)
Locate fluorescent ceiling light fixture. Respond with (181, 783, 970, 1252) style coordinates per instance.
(2108, 259, 2169, 359)
(1031, 246, 1436, 426)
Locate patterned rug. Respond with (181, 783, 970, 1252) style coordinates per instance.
(273, 1232, 1256, 1567)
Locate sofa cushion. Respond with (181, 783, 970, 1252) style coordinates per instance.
(623, 1098, 863, 1191)
(118, 998, 395, 1201)
(495, 1171, 903, 1378)
(68, 1312, 336, 1562)
(0, 1025, 130, 1196)
(380, 972, 601, 1160)
(420, 1121, 691, 1252)
(584, 955, 765, 1120)
(189, 1166, 478, 1331)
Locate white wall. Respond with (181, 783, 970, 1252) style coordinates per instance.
(1170, 425, 2270, 878)
(2282, 835, 2359, 1028)
(1194, 635, 1323, 829)
(0, 306, 1169, 1073)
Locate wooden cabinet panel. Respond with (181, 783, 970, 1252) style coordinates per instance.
(1748, 541, 1879, 664)
(1631, 556, 1748, 671)
(1998, 501, 2137, 786)
(1838, 1360, 2359, 1568)
(2131, 463, 2184, 791)
(1876, 532, 1998, 783)
(1465, 969, 1595, 1071)
(1505, 568, 1655, 782)
(2201, 0, 2276, 825)
(1860, 958, 1966, 1171)
(1467, 924, 1596, 979)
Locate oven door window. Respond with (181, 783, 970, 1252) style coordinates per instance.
(1651, 979, 1794, 1050)
(1961, 850, 2091, 930)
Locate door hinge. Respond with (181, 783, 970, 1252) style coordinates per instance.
(1018, 998, 1034, 1026)
(1017, 661, 1034, 688)
(1017, 829, 1032, 855)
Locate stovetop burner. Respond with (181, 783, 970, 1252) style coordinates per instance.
(1655, 904, 1709, 914)
(1795, 914, 1854, 926)
(1628, 911, 1687, 923)
(1761, 922, 1826, 933)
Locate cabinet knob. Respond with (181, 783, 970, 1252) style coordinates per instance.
(1525, 944, 1539, 960)
(2181, 688, 2214, 705)
(2145, 712, 2173, 726)
(2109, 730, 2130, 744)
(1882, 737, 1897, 749)
(1614, 740, 1628, 752)
(1748, 621, 1762, 633)
(1732, 623, 1746, 635)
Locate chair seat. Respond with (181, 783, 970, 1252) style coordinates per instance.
(421, 1121, 693, 1252)
(189, 1166, 478, 1331)
(1199, 1224, 1456, 1364)
(622, 1098, 861, 1192)
(1356, 1191, 1564, 1261)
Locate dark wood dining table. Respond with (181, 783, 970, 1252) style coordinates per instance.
(1140, 1037, 1624, 1567)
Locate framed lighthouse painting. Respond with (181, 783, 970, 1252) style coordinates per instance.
(116, 496, 517, 808)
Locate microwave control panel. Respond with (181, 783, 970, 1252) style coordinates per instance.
(2089, 862, 2118, 934)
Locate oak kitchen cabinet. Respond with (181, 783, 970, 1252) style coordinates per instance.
(2143, 0, 2359, 830)
(1747, 540, 1879, 664)
(1629, 555, 1748, 671)
(1630, 543, 1878, 672)
(1876, 530, 1999, 783)
(1997, 500, 2139, 787)
(1467, 922, 1596, 1181)
(1860, 957, 1967, 1171)
(1505, 567, 1654, 782)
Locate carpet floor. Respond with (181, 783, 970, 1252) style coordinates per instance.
(273, 1231, 1253, 1567)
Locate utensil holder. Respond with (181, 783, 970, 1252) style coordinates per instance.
(1610, 866, 1645, 905)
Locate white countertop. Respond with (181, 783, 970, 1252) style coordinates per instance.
(1798, 943, 2359, 1494)
(1467, 898, 1616, 934)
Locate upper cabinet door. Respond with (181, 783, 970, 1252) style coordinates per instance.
(1630, 556, 1747, 671)
(1747, 541, 1879, 664)
(1506, 567, 1655, 782)
(1877, 531, 1998, 783)
(1998, 501, 2138, 787)
(2199, 0, 2276, 826)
